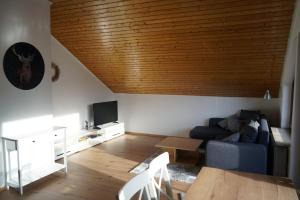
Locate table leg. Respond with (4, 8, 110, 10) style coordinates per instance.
(173, 148, 177, 162)
(2, 139, 9, 190)
(16, 141, 23, 195)
(63, 128, 68, 173)
(8, 151, 12, 181)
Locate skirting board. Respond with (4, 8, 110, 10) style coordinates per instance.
(0, 187, 5, 193)
(126, 132, 166, 138)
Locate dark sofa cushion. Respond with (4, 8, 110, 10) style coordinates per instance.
(258, 118, 270, 146)
(222, 132, 240, 143)
(240, 110, 260, 121)
(190, 126, 231, 140)
(209, 118, 225, 128)
(240, 120, 260, 143)
(218, 118, 241, 133)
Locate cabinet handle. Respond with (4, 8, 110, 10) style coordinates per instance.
(32, 140, 36, 143)
(55, 134, 57, 137)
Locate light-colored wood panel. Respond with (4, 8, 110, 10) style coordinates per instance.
(51, 0, 292, 26)
(55, 25, 290, 48)
(185, 167, 298, 200)
(155, 137, 203, 152)
(51, 0, 295, 97)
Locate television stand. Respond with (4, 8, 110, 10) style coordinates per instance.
(54, 122, 125, 160)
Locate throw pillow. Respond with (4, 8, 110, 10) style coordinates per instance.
(218, 119, 228, 130)
(248, 120, 260, 131)
(239, 110, 260, 121)
(218, 118, 241, 133)
(222, 132, 240, 143)
(227, 118, 241, 132)
(240, 120, 260, 143)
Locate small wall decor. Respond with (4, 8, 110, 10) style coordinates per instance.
(3, 42, 45, 90)
(51, 62, 60, 82)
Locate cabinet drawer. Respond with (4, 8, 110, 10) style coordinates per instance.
(6, 140, 17, 151)
(52, 129, 65, 142)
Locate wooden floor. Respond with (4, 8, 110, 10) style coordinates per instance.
(0, 134, 190, 200)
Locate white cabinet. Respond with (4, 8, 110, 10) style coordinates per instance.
(1, 126, 67, 195)
(100, 122, 125, 141)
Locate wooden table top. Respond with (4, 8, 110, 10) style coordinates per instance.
(185, 167, 298, 200)
(155, 137, 202, 151)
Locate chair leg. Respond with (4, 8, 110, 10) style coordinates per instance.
(177, 192, 184, 200)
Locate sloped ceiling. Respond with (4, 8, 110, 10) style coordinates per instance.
(51, 0, 295, 97)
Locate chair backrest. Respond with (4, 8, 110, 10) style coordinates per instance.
(148, 152, 174, 200)
(118, 170, 153, 200)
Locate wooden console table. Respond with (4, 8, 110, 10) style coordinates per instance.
(185, 167, 298, 200)
(155, 137, 202, 162)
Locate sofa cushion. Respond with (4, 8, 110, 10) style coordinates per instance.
(240, 120, 260, 143)
(240, 110, 260, 121)
(209, 118, 225, 128)
(227, 118, 241, 132)
(218, 118, 241, 133)
(258, 118, 270, 146)
(218, 119, 228, 129)
(222, 132, 240, 143)
(190, 126, 231, 140)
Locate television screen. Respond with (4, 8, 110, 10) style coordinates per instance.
(93, 101, 118, 127)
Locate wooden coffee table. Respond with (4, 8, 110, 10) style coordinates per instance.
(155, 137, 203, 162)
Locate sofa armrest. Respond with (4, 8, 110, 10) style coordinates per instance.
(206, 141, 267, 174)
(209, 118, 225, 127)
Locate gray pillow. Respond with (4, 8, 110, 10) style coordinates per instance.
(222, 132, 240, 143)
(218, 119, 228, 130)
(227, 118, 241, 132)
(218, 118, 241, 132)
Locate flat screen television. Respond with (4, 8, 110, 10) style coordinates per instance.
(93, 101, 118, 127)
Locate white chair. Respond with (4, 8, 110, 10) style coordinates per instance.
(148, 152, 174, 200)
(118, 170, 154, 200)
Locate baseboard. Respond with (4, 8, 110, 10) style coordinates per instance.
(126, 132, 166, 138)
(0, 187, 5, 193)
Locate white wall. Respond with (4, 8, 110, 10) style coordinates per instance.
(51, 37, 115, 131)
(280, 0, 300, 128)
(289, 33, 300, 189)
(0, 0, 52, 186)
(118, 94, 279, 137)
(279, 0, 300, 188)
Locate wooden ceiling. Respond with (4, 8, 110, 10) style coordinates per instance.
(51, 0, 295, 97)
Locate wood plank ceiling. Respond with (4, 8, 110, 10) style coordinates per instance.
(51, 0, 295, 97)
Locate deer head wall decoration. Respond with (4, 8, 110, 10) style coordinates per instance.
(12, 46, 35, 85)
(3, 42, 45, 90)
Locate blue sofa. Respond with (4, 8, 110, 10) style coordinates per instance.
(190, 117, 270, 174)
